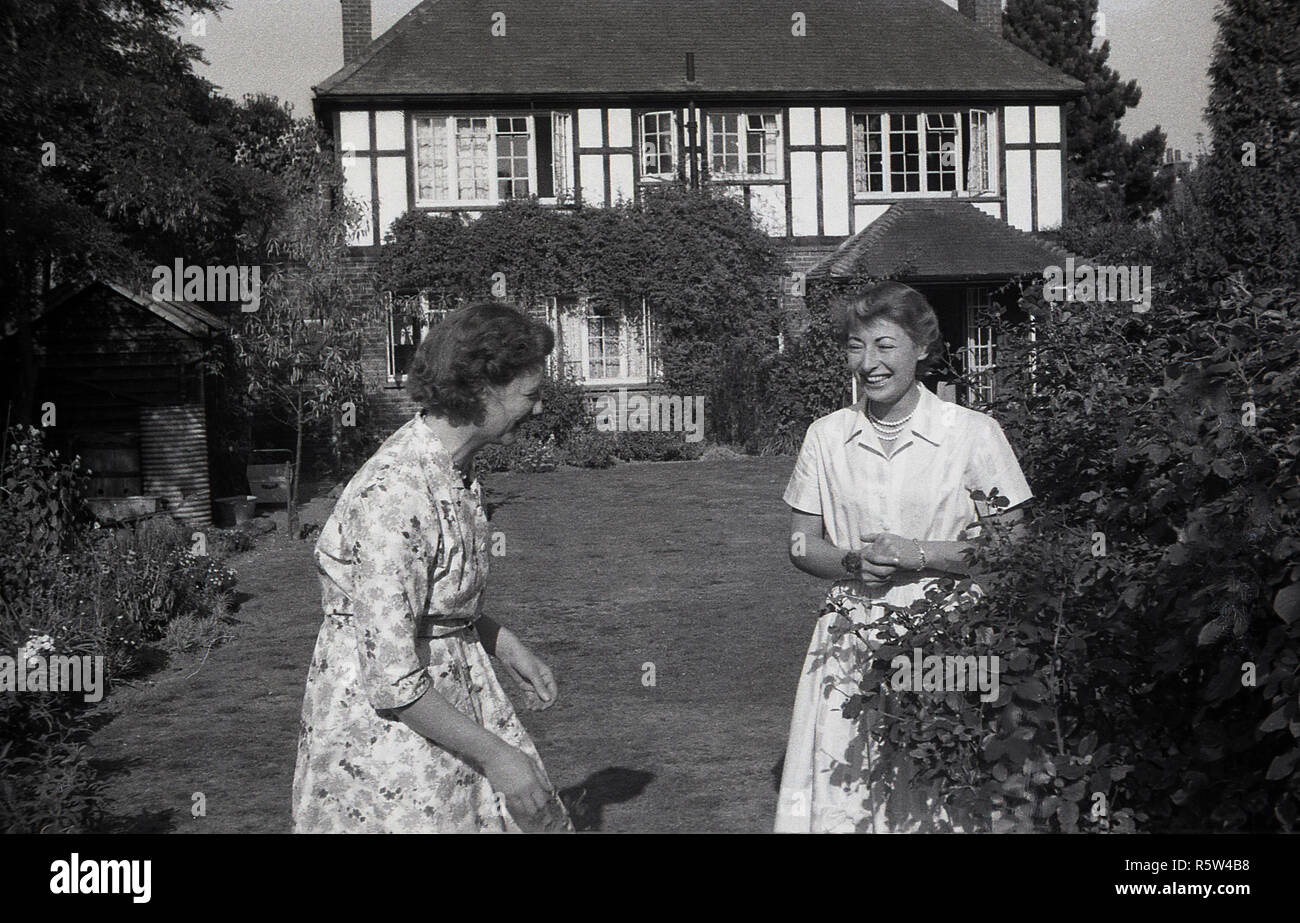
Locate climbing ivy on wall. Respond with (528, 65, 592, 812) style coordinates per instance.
(375, 190, 785, 444)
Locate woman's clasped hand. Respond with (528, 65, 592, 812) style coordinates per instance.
(856, 532, 926, 581)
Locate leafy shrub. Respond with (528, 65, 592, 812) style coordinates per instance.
(0, 425, 87, 599)
(561, 430, 617, 469)
(0, 429, 108, 831)
(833, 279, 1300, 833)
(378, 193, 783, 445)
(518, 375, 593, 447)
(160, 608, 233, 657)
(611, 432, 704, 463)
(206, 526, 255, 558)
(0, 706, 104, 834)
(168, 550, 238, 618)
(0, 432, 243, 832)
(476, 434, 561, 474)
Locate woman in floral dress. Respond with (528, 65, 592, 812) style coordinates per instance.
(775, 282, 1032, 833)
(293, 302, 570, 833)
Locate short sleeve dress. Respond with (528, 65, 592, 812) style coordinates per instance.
(291, 413, 570, 833)
(774, 384, 1031, 833)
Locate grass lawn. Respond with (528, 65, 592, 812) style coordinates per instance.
(89, 457, 828, 833)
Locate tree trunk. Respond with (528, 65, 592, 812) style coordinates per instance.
(289, 387, 303, 539)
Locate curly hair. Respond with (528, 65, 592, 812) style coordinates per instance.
(407, 301, 555, 426)
(829, 281, 943, 373)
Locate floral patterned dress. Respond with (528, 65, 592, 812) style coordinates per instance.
(292, 413, 569, 833)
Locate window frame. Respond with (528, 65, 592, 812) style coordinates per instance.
(964, 287, 997, 405)
(546, 112, 575, 204)
(705, 110, 784, 182)
(852, 109, 996, 199)
(967, 108, 994, 195)
(385, 292, 455, 384)
(638, 110, 679, 181)
(562, 297, 657, 386)
(411, 112, 539, 208)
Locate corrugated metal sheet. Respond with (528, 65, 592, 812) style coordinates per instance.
(140, 404, 212, 527)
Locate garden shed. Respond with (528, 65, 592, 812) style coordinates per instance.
(29, 278, 226, 526)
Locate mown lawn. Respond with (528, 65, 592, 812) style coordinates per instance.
(90, 457, 827, 833)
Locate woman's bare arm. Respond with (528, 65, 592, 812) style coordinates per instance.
(862, 506, 1027, 575)
(392, 686, 512, 768)
(788, 509, 895, 582)
(789, 506, 1028, 582)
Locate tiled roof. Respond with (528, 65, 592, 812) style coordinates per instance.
(807, 199, 1073, 281)
(315, 0, 1083, 100)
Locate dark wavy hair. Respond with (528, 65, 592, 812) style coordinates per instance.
(829, 281, 943, 373)
(407, 301, 555, 426)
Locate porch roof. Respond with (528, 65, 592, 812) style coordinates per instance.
(806, 200, 1072, 283)
(315, 0, 1084, 102)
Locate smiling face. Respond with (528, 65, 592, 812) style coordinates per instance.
(481, 367, 544, 446)
(846, 316, 928, 407)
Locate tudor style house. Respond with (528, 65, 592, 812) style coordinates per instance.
(313, 0, 1081, 426)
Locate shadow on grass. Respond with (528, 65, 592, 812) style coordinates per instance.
(559, 767, 654, 832)
(483, 488, 527, 521)
(86, 756, 178, 833)
(97, 807, 177, 834)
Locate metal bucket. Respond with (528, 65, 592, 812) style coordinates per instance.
(139, 404, 212, 527)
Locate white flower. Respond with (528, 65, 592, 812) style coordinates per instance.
(21, 633, 55, 664)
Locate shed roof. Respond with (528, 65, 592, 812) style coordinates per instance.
(41, 279, 228, 339)
(316, 0, 1084, 102)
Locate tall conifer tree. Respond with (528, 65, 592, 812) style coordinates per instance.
(1003, 0, 1172, 218)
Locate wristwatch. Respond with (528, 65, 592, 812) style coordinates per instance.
(842, 550, 863, 576)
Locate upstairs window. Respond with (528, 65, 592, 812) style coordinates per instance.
(538, 112, 574, 202)
(924, 113, 959, 192)
(887, 113, 922, 192)
(707, 112, 781, 179)
(494, 116, 531, 200)
(967, 109, 992, 194)
(414, 114, 538, 206)
(640, 111, 678, 179)
(852, 110, 994, 196)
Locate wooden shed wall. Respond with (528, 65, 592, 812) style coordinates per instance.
(35, 288, 206, 438)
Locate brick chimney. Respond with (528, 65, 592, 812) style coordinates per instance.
(341, 0, 372, 67)
(958, 0, 1003, 36)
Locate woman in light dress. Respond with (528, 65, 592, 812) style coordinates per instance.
(775, 282, 1032, 833)
(293, 301, 570, 833)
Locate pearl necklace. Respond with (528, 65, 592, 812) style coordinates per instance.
(866, 403, 916, 438)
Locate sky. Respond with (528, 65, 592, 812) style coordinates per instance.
(188, 0, 1220, 156)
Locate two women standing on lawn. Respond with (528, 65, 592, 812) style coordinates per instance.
(292, 302, 570, 832)
(290, 283, 1029, 834)
(775, 281, 1032, 832)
